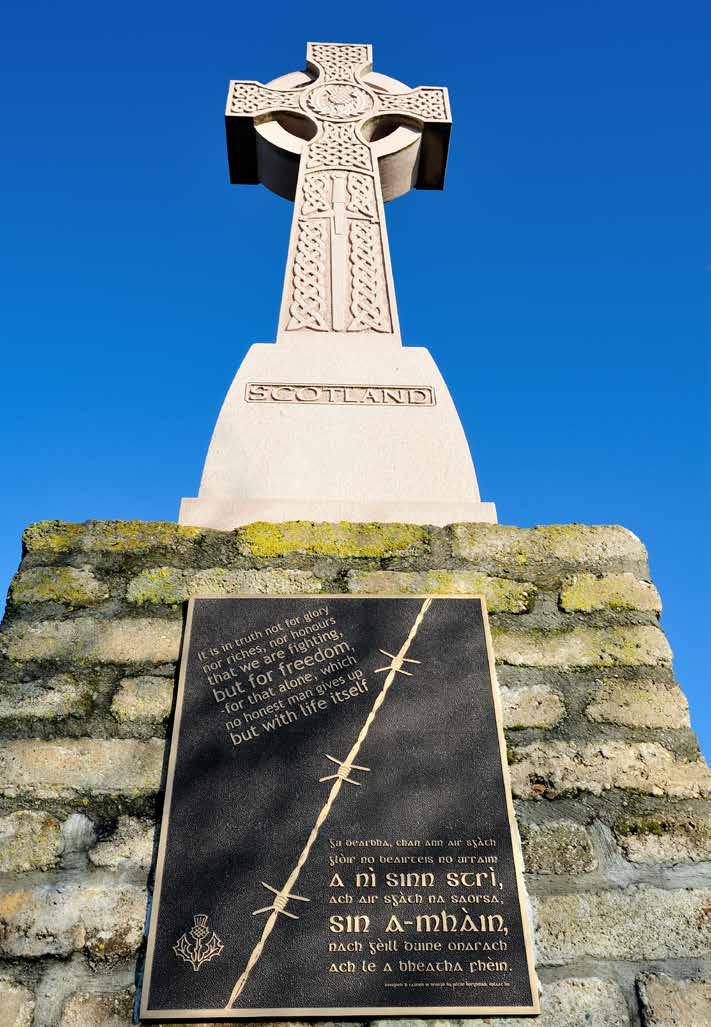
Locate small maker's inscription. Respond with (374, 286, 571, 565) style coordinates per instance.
(245, 383, 436, 406)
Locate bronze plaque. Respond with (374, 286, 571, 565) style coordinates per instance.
(141, 596, 538, 1019)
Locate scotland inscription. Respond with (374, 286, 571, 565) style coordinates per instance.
(141, 596, 538, 1019)
(245, 384, 436, 406)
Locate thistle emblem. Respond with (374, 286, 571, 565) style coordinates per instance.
(173, 914, 224, 971)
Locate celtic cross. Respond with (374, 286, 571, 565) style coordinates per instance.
(226, 42, 451, 345)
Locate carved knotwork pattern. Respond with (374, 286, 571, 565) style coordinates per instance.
(288, 220, 330, 331)
(306, 123, 371, 172)
(375, 87, 448, 122)
(347, 173, 376, 219)
(348, 221, 391, 333)
(309, 43, 369, 82)
(228, 82, 301, 115)
(301, 173, 331, 216)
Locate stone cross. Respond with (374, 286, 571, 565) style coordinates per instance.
(225, 42, 451, 344)
(179, 42, 496, 529)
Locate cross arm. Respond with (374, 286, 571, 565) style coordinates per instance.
(225, 80, 304, 184)
(373, 86, 452, 189)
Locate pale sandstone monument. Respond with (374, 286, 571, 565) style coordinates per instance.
(179, 42, 496, 529)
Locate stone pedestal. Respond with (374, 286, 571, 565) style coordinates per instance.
(180, 340, 497, 528)
(1, 519, 709, 1026)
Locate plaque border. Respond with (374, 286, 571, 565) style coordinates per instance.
(140, 594, 540, 1020)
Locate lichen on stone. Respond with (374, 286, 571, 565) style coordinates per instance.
(560, 571, 661, 613)
(239, 520, 428, 559)
(346, 568, 536, 612)
(22, 520, 84, 554)
(10, 566, 109, 608)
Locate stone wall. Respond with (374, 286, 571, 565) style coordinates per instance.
(0, 519, 709, 1027)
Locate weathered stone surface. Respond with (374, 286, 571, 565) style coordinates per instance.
(528, 977, 628, 1027)
(492, 625, 672, 669)
(0, 738, 164, 801)
(451, 524, 647, 584)
(0, 617, 182, 665)
(585, 679, 689, 729)
(23, 519, 207, 556)
(89, 816, 155, 871)
(0, 881, 145, 961)
(0, 977, 35, 1027)
(126, 566, 320, 605)
(637, 972, 711, 1026)
(374, 976, 629, 1026)
(10, 565, 109, 608)
(22, 520, 84, 554)
(560, 572, 660, 613)
(0, 673, 92, 721)
(111, 676, 173, 725)
(614, 814, 711, 864)
(58, 989, 134, 1027)
(239, 520, 428, 558)
(510, 741, 711, 799)
(0, 810, 63, 872)
(346, 569, 536, 612)
(520, 820, 597, 874)
(500, 684, 565, 729)
(534, 886, 711, 963)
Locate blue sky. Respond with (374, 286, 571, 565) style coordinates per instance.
(1, 1, 708, 754)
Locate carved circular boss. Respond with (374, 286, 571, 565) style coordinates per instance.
(304, 82, 374, 121)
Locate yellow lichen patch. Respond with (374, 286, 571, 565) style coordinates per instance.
(346, 568, 536, 613)
(560, 572, 661, 613)
(84, 521, 205, 553)
(239, 521, 428, 559)
(10, 567, 108, 608)
(23, 521, 85, 554)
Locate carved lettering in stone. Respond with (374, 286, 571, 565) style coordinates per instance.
(245, 383, 436, 406)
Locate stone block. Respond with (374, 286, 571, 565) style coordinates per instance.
(0, 978, 35, 1027)
(126, 566, 321, 605)
(0, 881, 145, 961)
(58, 989, 134, 1027)
(509, 740, 711, 799)
(89, 816, 155, 871)
(0, 673, 92, 721)
(451, 524, 647, 584)
(239, 520, 428, 558)
(559, 572, 660, 613)
(614, 814, 711, 864)
(500, 684, 565, 729)
(346, 569, 536, 612)
(374, 977, 629, 1025)
(111, 676, 174, 726)
(10, 564, 109, 607)
(585, 679, 689, 729)
(637, 972, 711, 1026)
(23, 519, 208, 556)
(534, 886, 711, 963)
(0, 810, 63, 872)
(0, 738, 164, 802)
(519, 820, 597, 874)
(492, 625, 672, 669)
(532, 977, 628, 1027)
(0, 616, 182, 665)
